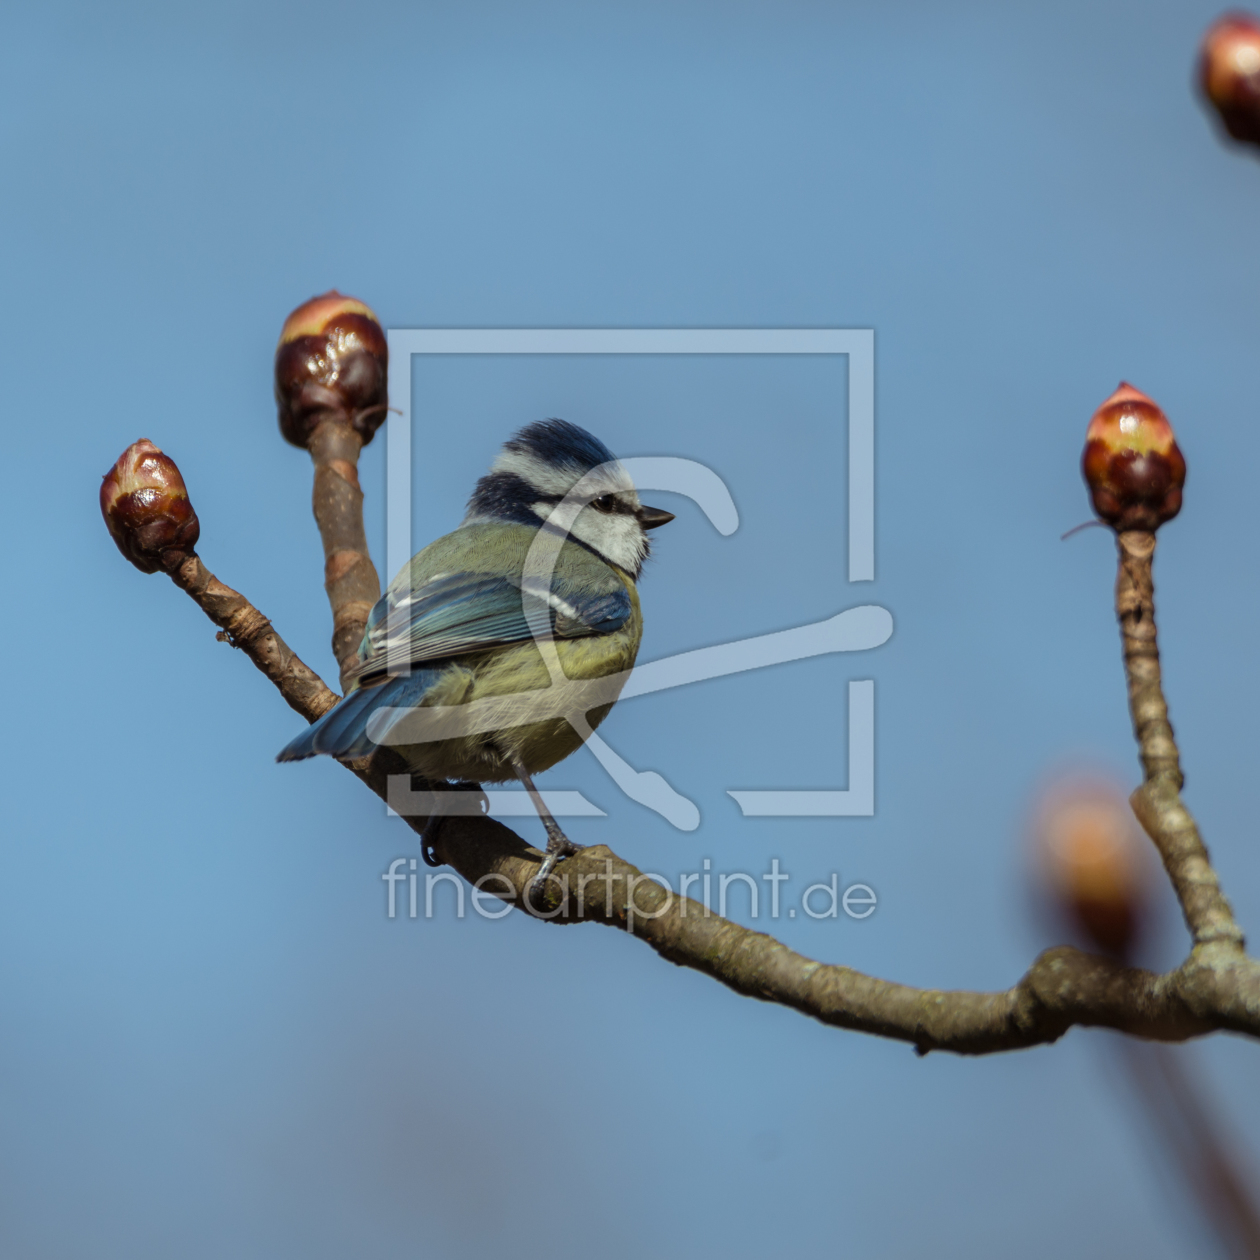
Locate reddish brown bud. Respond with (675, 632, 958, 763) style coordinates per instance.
(1034, 778, 1151, 959)
(100, 439, 200, 574)
(1081, 383, 1186, 532)
(275, 291, 388, 449)
(1199, 13, 1260, 146)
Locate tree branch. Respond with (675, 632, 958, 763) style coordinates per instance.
(417, 816, 1245, 1054)
(106, 434, 1260, 1057)
(1116, 529, 1245, 950)
(154, 533, 1260, 1056)
(169, 552, 339, 722)
(308, 417, 381, 689)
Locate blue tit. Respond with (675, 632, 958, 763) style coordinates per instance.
(277, 418, 674, 880)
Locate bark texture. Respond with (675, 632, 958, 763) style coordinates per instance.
(308, 417, 380, 689)
(1116, 530, 1245, 949)
(170, 553, 339, 722)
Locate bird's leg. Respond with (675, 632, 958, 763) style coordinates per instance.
(419, 779, 487, 867)
(508, 753, 583, 892)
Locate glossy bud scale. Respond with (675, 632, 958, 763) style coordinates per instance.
(1081, 383, 1185, 532)
(275, 291, 388, 449)
(100, 439, 200, 574)
(1200, 13, 1260, 146)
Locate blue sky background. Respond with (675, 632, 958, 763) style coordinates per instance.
(4, 1, 1260, 1255)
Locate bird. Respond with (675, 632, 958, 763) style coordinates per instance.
(277, 418, 675, 888)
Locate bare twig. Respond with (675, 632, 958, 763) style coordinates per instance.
(308, 417, 381, 689)
(169, 553, 339, 722)
(1115, 530, 1245, 950)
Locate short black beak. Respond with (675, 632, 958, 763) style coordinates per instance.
(637, 505, 675, 530)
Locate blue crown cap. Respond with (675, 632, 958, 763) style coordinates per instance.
(504, 418, 618, 473)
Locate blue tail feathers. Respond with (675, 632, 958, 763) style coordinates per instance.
(276, 669, 446, 763)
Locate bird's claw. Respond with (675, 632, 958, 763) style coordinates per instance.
(526, 831, 584, 908)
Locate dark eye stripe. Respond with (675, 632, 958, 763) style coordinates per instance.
(591, 494, 634, 515)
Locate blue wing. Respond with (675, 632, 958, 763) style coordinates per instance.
(351, 570, 632, 683)
(276, 570, 631, 764)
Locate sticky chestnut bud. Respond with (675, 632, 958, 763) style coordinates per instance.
(1199, 13, 1260, 146)
(275, 291, 388, 449)
(1035, 781, 1150, 959)
(1081, 383, 1186, 532)
(100, 439, 200, 574)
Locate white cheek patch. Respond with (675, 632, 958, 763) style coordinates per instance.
(568, 509, 648, 574)
(528, 500, 645, 571)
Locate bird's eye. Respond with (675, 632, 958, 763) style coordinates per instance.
(591, 494, 618, 513)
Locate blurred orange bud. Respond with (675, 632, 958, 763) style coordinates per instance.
(1034, 777, 1151, 958)
(275, 290, 388, 449)
(1081, 383, 1186, 532)
(1200, 13, 1260, 146)
(100, 439, 200, 574)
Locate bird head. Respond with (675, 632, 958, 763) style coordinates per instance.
(463, 418, 674, 577)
